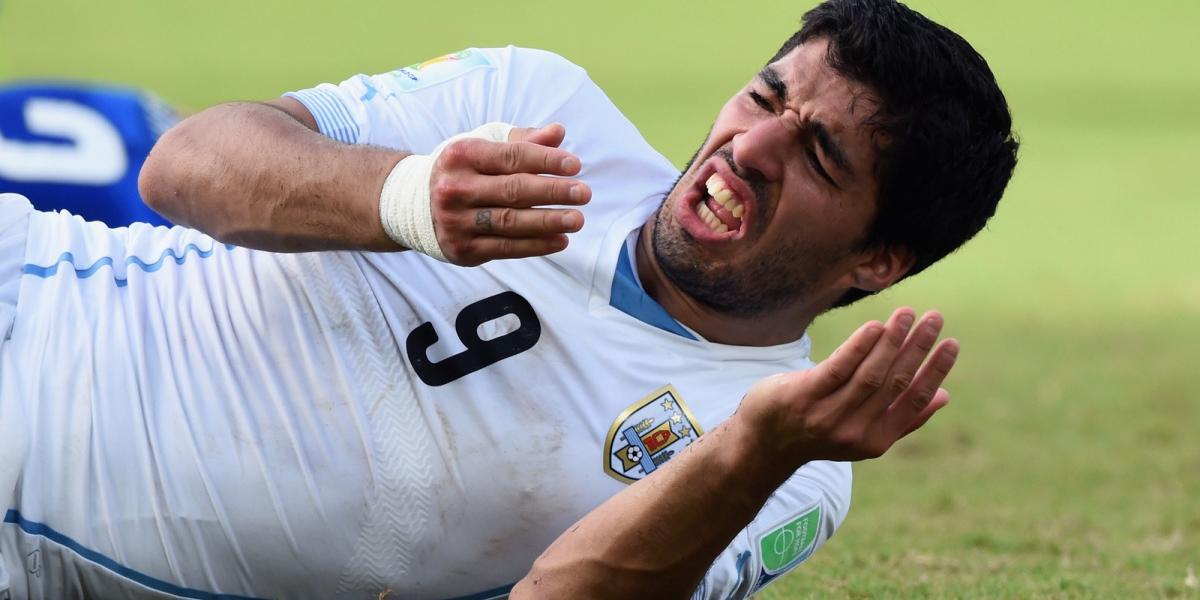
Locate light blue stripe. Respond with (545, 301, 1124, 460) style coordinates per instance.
(292, 91, 342, 141)
(21, 242, 227, 287)
(284, 89, 359, 144)
(441, 583, 514, 600)
(609, 242, 697, 340)
(307, 93, 352, 143)
(622, 426, 657, 474)
(3, 509, 267, 600)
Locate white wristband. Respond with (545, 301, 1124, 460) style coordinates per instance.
(379, 122, 516, 261)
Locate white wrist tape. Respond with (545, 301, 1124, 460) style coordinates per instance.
(379, 122, 516, 261)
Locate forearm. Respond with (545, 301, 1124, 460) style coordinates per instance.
(512, 414, 794, 599)
(139, 101, 405, 252)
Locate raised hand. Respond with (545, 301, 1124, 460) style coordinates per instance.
(429, 123, 592, 266)
(738, 308, 959, 464)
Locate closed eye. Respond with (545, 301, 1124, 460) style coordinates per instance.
(807, 149, 837, 187)
(748, 90, 773, 112)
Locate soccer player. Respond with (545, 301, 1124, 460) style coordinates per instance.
(0, 0, 1017, 598)
(0, 81, 177, 227)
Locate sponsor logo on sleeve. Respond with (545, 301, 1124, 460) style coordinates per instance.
(387, 49, 493, 93)
(603, 385, 703, 484)
(752, 505, 822, 591)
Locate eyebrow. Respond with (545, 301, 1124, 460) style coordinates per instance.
(756, 65, 856, 180)
(757, 66, 788, 105)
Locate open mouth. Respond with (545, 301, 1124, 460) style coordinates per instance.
(694, 173, 745, 234)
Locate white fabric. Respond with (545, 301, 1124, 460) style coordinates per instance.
(379, 122, 515, 261)
(0, 193, 32, 600)
(0, 47, 852, 600)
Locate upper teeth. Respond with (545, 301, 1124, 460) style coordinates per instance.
(706, 174, 745, 218)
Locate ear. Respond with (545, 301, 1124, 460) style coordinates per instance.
(848, 245, 915, 293)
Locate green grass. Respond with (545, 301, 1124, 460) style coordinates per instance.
(3, 0, 1197, 597)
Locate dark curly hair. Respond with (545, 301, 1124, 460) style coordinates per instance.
(774, 0, 1020, 307)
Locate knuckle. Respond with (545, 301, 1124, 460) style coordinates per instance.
(824, 363, 849, 384)
(888, 373, 914, 396)
(497, 208, 518, 230)
(556, 179, 575, 201)
(858, 371, 886, 393)
(431, 179, 461, 203)
(907, 389, 934, 411)
(440, 140, 471, 165)
(502, 176, 523, 201)
(502, 144, 522, 172)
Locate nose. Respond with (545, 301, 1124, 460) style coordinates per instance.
(730, 118, 790, 183)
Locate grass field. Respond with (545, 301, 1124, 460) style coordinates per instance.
(3, 0, 1198, 597)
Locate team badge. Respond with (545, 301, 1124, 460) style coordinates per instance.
(603, 385, 704, 484)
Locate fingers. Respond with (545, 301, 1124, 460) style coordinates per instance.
(883, 338, 959, 435)
(456, 235, 570, 264)
(463, 207, 583, 237)
(508, 123, 567, 149)
(808, 320, 886, 397)
(453, 173, 591, 208)
(441, 137, 581, 177)
(841, 308, 916, 409)
(872, 311, 943, 409)
(899, 388, 950, 440)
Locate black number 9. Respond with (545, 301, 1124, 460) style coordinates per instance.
(405, 291, 541, 387)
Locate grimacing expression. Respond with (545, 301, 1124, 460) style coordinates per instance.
(652, 39, 883, 317)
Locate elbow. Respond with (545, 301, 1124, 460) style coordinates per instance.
(138, 124, 192, 226)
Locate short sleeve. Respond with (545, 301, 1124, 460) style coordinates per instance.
(695, 461, 853, 599)
(284, 46, 590, 154)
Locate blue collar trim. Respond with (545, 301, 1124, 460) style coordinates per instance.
(609, 244, 697, 340)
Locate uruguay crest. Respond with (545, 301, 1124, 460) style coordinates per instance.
(604, 385, 704, 484)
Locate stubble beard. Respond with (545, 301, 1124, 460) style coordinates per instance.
(650, 176, 827, 319)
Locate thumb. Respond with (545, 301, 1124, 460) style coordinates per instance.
(508, 122, 566, 148)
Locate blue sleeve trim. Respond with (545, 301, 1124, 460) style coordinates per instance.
(3, 509, 267, 600)
(21, 242, 231, 288)
(284, 88, 360, 144)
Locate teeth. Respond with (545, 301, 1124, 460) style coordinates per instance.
(696, 173, 749, 234)
(704, 173, 744, 217)
(706, 174, 726, 195)
(695, 200, 731, 233)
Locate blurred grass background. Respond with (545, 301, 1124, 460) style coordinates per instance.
(2, 0, 1197, 597)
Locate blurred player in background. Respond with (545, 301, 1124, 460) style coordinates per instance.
(0, 0, 1016, 598)
(0, 81, 177, 226)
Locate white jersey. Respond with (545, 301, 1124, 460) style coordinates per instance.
(0, 47, 851, 600)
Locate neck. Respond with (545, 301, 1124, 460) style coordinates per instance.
(633, 220, 820, 347)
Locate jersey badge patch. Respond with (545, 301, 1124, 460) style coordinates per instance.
(752, 505, 822, 591)
(388, 49, 492, 92)
(603, 385, 703, 484)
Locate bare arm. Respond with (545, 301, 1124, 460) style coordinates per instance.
(139, 98, 590, 260)
(512, 308, 958, 599)
(139, 98, 402, 252)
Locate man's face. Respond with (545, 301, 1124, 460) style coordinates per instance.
(652, 39, 883, 317)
